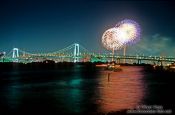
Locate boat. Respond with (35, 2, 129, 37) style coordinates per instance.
(96, 63, 122, 72)
(106, 63, 122, 72)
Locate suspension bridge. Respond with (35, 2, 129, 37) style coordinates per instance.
(0, 43, 175, 65)
(0, 43, 90, 63)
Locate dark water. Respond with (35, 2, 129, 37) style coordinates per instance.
(0, 64, 174, 114)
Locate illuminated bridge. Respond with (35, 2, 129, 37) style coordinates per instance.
(0, 43, 175, 64)
(0, 43, 90, 63)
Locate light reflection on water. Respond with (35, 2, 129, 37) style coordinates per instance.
(96, 66, 145, 113)
(0, 66, 146, 114)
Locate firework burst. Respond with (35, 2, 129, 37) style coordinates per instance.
(115, 19, 141, 45)
(102, 19, 141, 51)
(102, 27, 124, 50)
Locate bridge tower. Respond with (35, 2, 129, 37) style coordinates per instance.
(73, 43, 80, 62)
(12, 48, 19, 62)
(12, 48, 19, 58)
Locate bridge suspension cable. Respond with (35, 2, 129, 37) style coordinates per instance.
(3, 43, 91, 63)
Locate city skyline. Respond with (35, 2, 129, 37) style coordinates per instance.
(0, 0, 175, 56)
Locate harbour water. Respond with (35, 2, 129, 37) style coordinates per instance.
(0, 63, 174, 114)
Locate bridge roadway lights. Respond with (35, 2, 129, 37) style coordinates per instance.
(6, 45, 175, 63)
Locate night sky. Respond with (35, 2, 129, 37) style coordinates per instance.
(1, 0, 175, 56)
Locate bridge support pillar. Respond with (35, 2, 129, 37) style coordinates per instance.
(137, 59, 141, 64)
(116, 58, 120, 64)
(161, 61, 163, 66)
(73, 43, 80, 62)
(157, 60, 163, 66)
(12, 48, 19, 62)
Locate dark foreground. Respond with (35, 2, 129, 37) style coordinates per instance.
(0, 62, 174, 115)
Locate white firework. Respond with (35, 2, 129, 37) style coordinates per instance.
(102, 27, 124, 50)
(115, 19, 141, 45)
